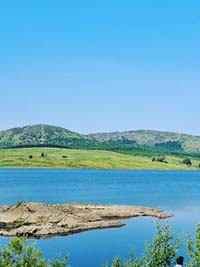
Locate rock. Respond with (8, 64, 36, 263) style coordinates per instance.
(0, 202, 172, 239)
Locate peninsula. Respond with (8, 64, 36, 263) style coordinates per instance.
(0, 202, 172, 239)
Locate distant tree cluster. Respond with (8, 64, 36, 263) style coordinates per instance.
(152, 156, 168, 163)
(28, 153, 70, 160)
(154, 141, 183, 152)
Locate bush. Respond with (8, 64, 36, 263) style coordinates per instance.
(183, 158, 192, 166)
(102, 253, 143, 267)
(156, 156, 168, 163)
(41, 153, 48, 158)
(187, 224, 200, 267)
(0, 237, 68, 267)
(143, 223, 181, 267)
(103, 223, 180, 267)
(151, 156, 168, 163)
(3, 224, 200, 267)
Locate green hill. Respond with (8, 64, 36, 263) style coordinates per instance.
(0, 124, 200, 157)
(0, 124, 95, 149)
(89, 130, 200, 155)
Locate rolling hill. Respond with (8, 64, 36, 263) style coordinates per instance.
(89, 130, 200, 155)
(0, 124, 95, 149)
(0, 124, 200, 156)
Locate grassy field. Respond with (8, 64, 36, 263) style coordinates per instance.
(0, 147, 199, 170)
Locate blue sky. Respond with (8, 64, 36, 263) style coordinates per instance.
(1, 0, 200, 134)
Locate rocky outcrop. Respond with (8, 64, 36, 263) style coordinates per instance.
(0, 202, 172, 239)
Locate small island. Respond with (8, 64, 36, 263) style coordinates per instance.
(0, 202, 172, 239)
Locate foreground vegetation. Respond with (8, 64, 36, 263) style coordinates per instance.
(0, 148, 200, 169)
(104, 223, 200, 267)
(1, 223, 200, 267)
(0, 237, 67, 267)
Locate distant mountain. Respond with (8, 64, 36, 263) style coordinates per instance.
(0, 125, 200, 156)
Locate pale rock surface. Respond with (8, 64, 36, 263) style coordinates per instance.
(0, 202, 172, 239)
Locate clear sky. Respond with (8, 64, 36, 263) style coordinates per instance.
(1, 0, 200, 134)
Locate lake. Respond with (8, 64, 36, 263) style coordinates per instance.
(0, 169, 200, 267)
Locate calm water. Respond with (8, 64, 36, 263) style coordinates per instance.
(0, 169, 200, 267)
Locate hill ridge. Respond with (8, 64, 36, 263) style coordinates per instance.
(2, 124, 200, 137)
(0, 124, 200, 155)
(89, 129, 200, 138)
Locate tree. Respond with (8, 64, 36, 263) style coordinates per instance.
(156, 156, 167, 163)
(187, 224, 200, 267)
(0, 237, 68, 267)
(105, 223, 180, 267)
(152, 156, 168, 163)
(103, 253, 143, 267)
(143, 223, 181, 267)
(183, 158, 192, 166)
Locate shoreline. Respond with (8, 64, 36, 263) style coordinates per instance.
(0, 167, 199, 171)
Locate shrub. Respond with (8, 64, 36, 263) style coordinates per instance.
(41, 153, 48, 158)
(156, 156, 168, 163)
(187, 224, 200, 267)
(143, 223, 181, 267)
(102, 253, 143, 267)
(29, 155, 33, 159)
(151, 156, 168, 163)
(3, 224, 200, 267)
(103, 223, 180, 267)
(0, 237, 68, 267)
(183, 158, 192, 166)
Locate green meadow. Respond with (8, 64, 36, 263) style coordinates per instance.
(0, 147, 199, 170)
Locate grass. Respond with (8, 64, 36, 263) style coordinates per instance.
(0, 147, 200, 170)
(16, 200, 25, 208)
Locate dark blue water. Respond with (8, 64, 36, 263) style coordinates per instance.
(0, 169, 200, 267)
